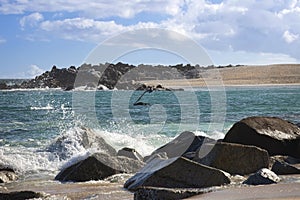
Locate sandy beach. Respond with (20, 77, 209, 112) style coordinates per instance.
(141, 64, 300, 88)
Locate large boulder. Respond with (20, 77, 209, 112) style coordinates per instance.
(124, 156, 230, 191)
(194, 142, 269, 175)
(55, 152, 144, 182)
(243, 168, 280, 185)
(47, 127, 117, 160)
(144, 131, 216, 162)
(223, 117, 300, 158)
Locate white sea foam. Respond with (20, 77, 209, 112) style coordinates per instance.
(30, 103, 54, 110)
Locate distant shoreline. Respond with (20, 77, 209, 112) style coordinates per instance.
(141, 64, 300, 88)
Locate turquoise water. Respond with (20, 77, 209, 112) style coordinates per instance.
(0, 85, 299, 178)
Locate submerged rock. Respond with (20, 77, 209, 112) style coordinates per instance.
(124, 156, 230, 191)
(243, 168, 280, 185)
(194, 142, 269, 175)
(144, 131, 216, 162)
(55, 152, 144, 182)
(117, 147, 143, 161)
(223, 116, 300, 158)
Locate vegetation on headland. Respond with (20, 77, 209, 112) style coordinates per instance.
(0, 63, 299, 90)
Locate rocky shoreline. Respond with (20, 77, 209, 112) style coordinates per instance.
(1, 116, 300, 199)
(0, 62, 203, 91)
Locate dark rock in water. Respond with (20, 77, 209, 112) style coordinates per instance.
(223, 116, 300, 158)
(194, 142, 269, 175)
(124, 156, 230, 191)
(117, 147, 143, 161)
(0, 171, 18, 183)
(243, 168, 280, 185)
(0, 191, 44, 200)
(134, 187, 211, 200)
(47, 127, 116, 160)
(144, 131, 216, 162)
(271, 160, 300, 175)
(0, 83, 8, 90)
(55, 152, 144, 182)
(64, 85, 74, 91)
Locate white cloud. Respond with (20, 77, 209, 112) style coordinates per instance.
(209, 50, 299, 66)
(27, 65, 44, 77)
(2, 0, 300, 63)
(20, 12, 43, 28)
(283, 30, 299, 43)
(0, 37, 6, 44)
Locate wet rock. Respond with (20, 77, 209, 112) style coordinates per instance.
(0, 171, 18, 183)
(47, 127, 117, 160)
(117, 147, 143, 161)
(223, 116, 300, 158)
(55, 152, 144, 182)
(0, 83, 8, 90)
(243, 168, 280, 185)
(271, 160, 300, 175)
(134, 187, 210, 200)
(0, 191, 44, 200)
(144, 131, 216, 162)
(194, 142, 269, 175)
(124, 156, 230, 191)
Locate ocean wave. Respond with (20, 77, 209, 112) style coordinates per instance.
(30, 103, 54, 110)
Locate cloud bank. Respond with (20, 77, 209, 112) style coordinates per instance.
(1, 0, 299, 64)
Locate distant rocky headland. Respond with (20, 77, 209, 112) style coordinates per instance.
(1, 63, 299, 90)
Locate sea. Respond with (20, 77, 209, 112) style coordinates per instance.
(0, 82, 299, 181)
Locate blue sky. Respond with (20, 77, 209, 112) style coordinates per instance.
(0, 0, 299, 78)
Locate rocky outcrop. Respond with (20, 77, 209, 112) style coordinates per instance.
(117, 147, 143, 161)
(144, 131, 216, 162)
(194, 142, 269, 175)
(47, 127, 117, 160)
(223, 116, 300, 158)
(124, 156, 230, 191)
(55, 152, 144, 182)
(243, 168, 280, 185)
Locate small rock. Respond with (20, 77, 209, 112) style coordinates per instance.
(124, 156, 230, 191)
(55, 152, 144, 182)
(0, 171, 18, 183)
(271, 160, 300, 175)
(117, 147, 143, 161)
(243, 168, 280, 185)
